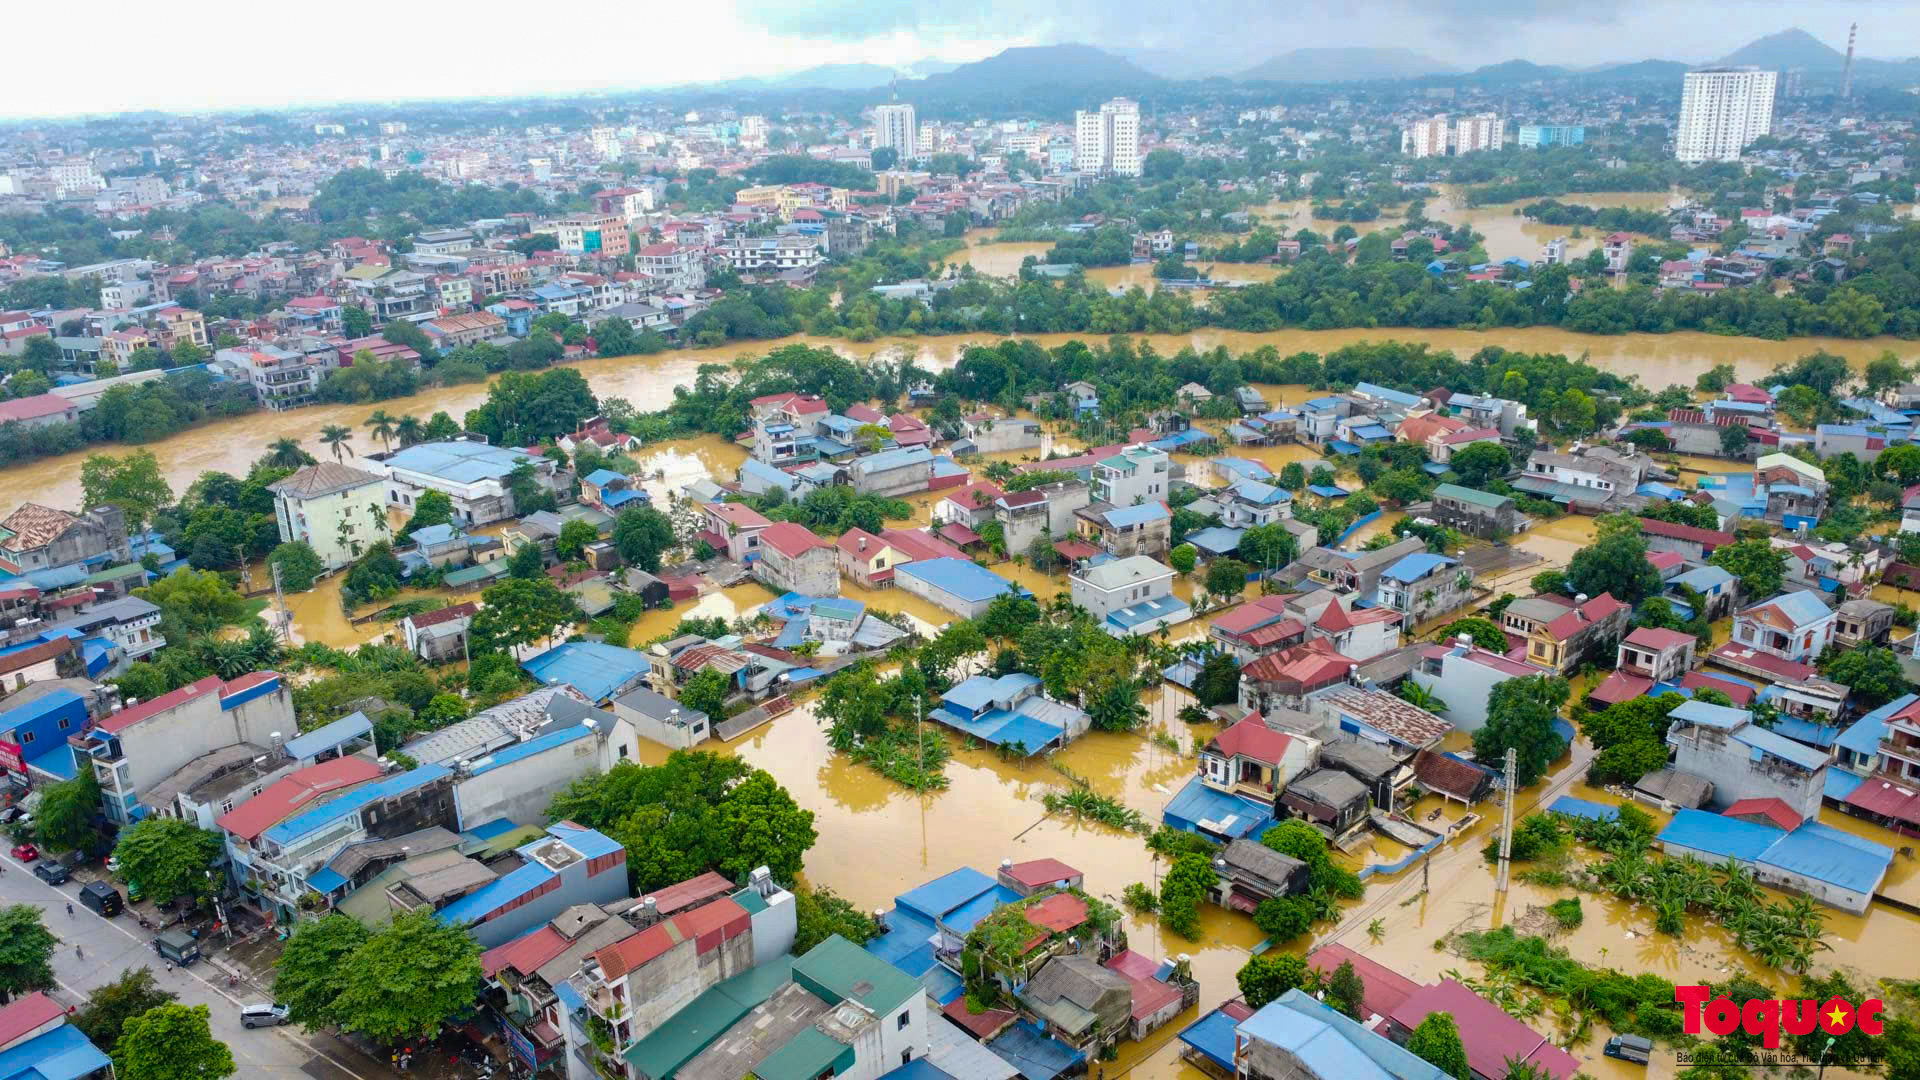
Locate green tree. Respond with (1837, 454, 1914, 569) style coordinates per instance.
(793, 886, 881, 954)
(1449, 442, 1512, 486)
(33, 770, 101, 853)
(1236, 953, 1309, 1009)
(506, 541, 545, 580)
(341, 306, 373, 337)
(80, 450, 173, 533)
(73, 967, 176, 1054)
(1434, 617, 1508, 651)
(549, 752, 819, 891)
(136, 568, 249, 638)
(1086, 678, 1148, 733)
(113, 1004, 235, 1080)
(679, 668, 731, 718)
(1407, 1011, 1472, 1080)
(1325, 959, 1367, 1020)
(326, 910, 481, 1044)
(469, 578, 580, 653)
(1821, 646, 1910, 707)
(112, 818, 224, 907)
(272, 914, 369, 1029)
(1567, 514, 1659, 604)
(1696, 363, 1736, 392)
(1473, 675, 1570, 787)
(0, 906, 57, 1003)
(1719, 423, 1750, 457)
(1193, 652, 1241, 706)
(1158, 853, 1216, 941)
(364, 409, 397, 453)
(268, 541, 324, 592)
(423, 412, 461, 440)
(1167, 543, 1196, 575)
(1709, 538, 1787, 600)
(612, 506, 676, 571)
(555, 519, 600, 562)
(1251, 895, 1314, 942)
(1206, 558, 1250, 599)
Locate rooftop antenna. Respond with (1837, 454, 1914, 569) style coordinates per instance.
(1841, 22, 1858, 100)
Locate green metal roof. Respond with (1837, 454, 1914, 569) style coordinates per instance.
(1431, 483, 1515, 509)
(84, 563, 143, 585)
(730, 886, 769, 915)
(442, 561, 507, 586)
(792, 934, 919, 1016)
(753, 1028, 853, 1080)
(622, 959, 793, 1079)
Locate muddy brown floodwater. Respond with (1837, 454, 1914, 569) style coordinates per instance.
(8, 325, 1911, 512)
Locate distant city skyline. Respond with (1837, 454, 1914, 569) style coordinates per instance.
(6, 1, 1915, 120)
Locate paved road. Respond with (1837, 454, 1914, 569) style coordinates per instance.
(0, 852, 389, 1080)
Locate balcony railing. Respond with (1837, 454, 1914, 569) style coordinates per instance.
(1880, 739, 1920, 765)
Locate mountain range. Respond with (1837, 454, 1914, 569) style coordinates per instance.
(671, 28, 1918, 95)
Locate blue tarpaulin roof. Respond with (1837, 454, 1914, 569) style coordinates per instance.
(0, 1022, 114, 1080)
(521, 641, 650, 702)
(1549, 796, 1619, 822)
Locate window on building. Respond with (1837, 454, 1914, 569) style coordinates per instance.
(897, 1011, 910, 1030)
(18, 732, 31, 745)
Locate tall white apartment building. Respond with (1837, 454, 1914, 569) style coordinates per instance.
(873, 103, 917, 156)
(1453, 113, 1505, 154)
(1676, 67, 1777, 162)
(1074, 98, 1141, 177)
(1400, 114, 1450, 158)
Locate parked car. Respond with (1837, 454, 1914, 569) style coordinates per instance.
(9, 843, 37, 862)
(240, 1004, 289, 1029)
(1604, 1035, 1652, 1066)
(31, 861, 68, 885)
(78, 881, 122, 917)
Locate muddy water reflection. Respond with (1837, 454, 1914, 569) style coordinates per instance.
(8, 326, 1906, 511)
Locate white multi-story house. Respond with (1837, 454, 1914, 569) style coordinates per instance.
(1729, 591, 1835, 664)
(1090, 444, 1170, 506)
(1452, 112, 1505, 153)
(268, 463, 390, 571)
(718, 236, 823, 273)
(1070, 554, 1190, 637)
(632, 243, 705, 292)
(1665, 699, 1828, 824)
(73, 672, 293, 825)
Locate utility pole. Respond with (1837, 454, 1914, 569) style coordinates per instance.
(269, 560, 292, 646)
(1842, 23, 1858, 101)
(1495, 747, 1518, 893)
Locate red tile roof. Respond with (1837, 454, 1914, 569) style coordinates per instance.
(97, 675, 224, 734)
(1679, 671, 1755, 705)
(704, 502, 772, 529)
(1241, 639, 1356, 693)
(594, 896, 750, 980)
(1207, 716, 1295, 765)
(0, 638, 72, 678)
(481, 925, 570, 979)
(1211, 594, 1294, 636)
(1307, 943, 1420, 1020)
(1002, 858, 1081, 889)
(1541, 593, 1626, 643)
(409, 602, 477, 629)
(1638, 518, 1735, 548)
(0, 992, 65, 1050)
(942, 997, 1017, 1038)
(1724, 797, 1802, 831)
(1624, 627, 1695, 651)
(1391, 979, 1580, 1080)
(1023, 892, 1088, 934)
(216, 756, 385, 841)
(1587, 671, 1654, 706)
(1313, 600, 1353, 632)
(638, 870, 736, 918)
(758, 522, 830, 558)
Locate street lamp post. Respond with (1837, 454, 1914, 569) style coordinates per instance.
(1817, 1035, 1836, 1080)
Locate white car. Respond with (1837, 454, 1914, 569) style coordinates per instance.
(240, 1004, 289, 1029)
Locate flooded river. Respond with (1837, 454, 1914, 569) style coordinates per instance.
(9, 326, 1909, 513)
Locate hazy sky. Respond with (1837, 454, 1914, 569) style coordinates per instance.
(7, 0, 1911, 119)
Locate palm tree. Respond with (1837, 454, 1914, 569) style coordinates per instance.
(394, 415, 425, 447)
(320, 425, 354, 461)
(1367, 917, 1385, 944)
(365, 409, 398, 452)
(264, 438, 308, 469)
(197, 636, 255, 679)
(1398, 679, 1448, 714)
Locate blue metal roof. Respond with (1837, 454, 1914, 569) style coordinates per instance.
(1759, 821, 1892, 895)
(1671, 565, 1734, 591)
(282, 711, 373, 761)
(0, 1021, 113, 1080)
(1229, 480, 1289, 505)
(262, 764, 451, 846)
(811, 596, 864, 622)
(466, 724, 596, 776)
(1669, 699, 1751, 730)
(1240, 991, 1451, 1080)
(853, 447, 933, 474)
(1732, 721, 1832, 772)
(1548, 795, 1619, 822)
(895, 558, 1017, 603)
(882, 1060, 960, 1080)
(943, 673, 1041, 714)
(1759, 590, 1835, 628)
(306, 867, 347, 893)
(438, 859, 556, 927)
(1353, 382, 1422, 408)
(466, 818, 519, 841)
(1306, 484, 1349, 497)
(1351, 423, 1395, 441)
(1328, 440, 1361, 455)
(987, 1020, 1083, 1080)
(895, 867, 998, 925)
(1183, 526, 1245, 555)
(1826, 769, 1865, 800)
(584, 469, 625, 487)
(1838, 694, 1915, 757)
(1179, 1010, 1239, 1070)
(1162, 776, 1273, 840)
(1381, 552, 1454, 583)
(1659, 808, 1782, 862)
(1100, 502, 1168, 528)
(1107, 595, 1192, 630)
(1768, 714, 1840, 750)
(521, 641, 650, 702)
(386, 441, 536, 486)
(1212, 457, 1273, 480)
